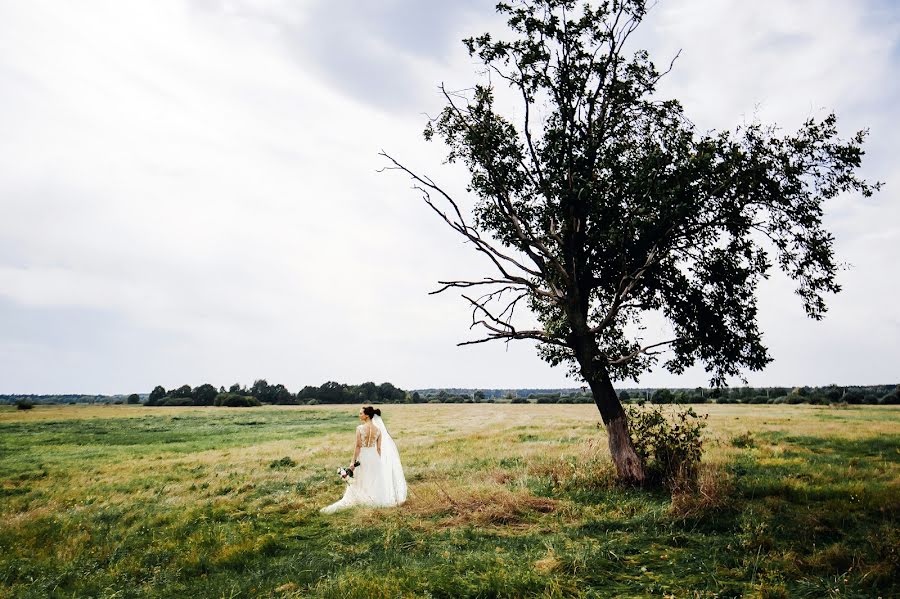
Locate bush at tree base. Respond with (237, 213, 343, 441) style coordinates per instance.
(624, 404, 708, 490)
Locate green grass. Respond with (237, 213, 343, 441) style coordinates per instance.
(0, 403, 897, 597)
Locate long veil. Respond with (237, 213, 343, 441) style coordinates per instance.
(372, 414, 407, 505)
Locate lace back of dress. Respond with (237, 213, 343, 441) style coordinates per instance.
(359, 423, 380, 447)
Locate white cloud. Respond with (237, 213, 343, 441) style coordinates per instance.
(0, 0, 897, 393)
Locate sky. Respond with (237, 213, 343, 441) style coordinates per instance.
(0, 0, 897, 394)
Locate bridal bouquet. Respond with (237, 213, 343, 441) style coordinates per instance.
(337, 461, 361, 483)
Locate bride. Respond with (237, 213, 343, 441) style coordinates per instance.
(320, 406, 407, 514)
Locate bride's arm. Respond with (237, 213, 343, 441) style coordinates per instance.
(352, 427, 361, 468)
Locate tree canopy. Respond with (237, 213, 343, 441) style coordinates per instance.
(383, 0, 879, 481)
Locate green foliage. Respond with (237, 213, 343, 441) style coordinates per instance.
(147, 385, 166, 406)
(15, 399, 33, 411)
(650, 389, 674, 404)
(192, 384, 218, 406)
(171, 385, 192, 399)
(160, 397, 194, 407)
(297, 380, 406, 404)
(625, 404, 708, 488)
(412, 0, 880, 390)
(126, 393, 140, 405)
(730, 431, 756, 448)
(247, 379, 296, 404)
(142, 380, 409, 407)
(880, 386, 900, 405)
(268, 456, 296, 469)
(214, 393, 261, 407)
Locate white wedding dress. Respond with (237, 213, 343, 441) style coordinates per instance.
(320, 415, 407, 514)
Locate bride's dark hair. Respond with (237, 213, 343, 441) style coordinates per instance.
(362, 406, 381, 418)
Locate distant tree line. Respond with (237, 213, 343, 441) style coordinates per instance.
(3, 383, 897, 407)
(143, 380, 410, 407)
(626, 384, 900, 406)
(0, 394, 140, 406)
(413, 385, 900, 406)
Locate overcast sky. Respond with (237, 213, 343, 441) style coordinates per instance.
(1, 0, 897, 394)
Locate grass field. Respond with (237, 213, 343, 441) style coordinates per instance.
(0, 403, 897, 598)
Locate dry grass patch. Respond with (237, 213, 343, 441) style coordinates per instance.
(533, 547, 562, 574)
(525, 442, 618, 494)
(668, 462, 736, 519)
(486, 468, 517, 485)
(402, 483, 558, 527)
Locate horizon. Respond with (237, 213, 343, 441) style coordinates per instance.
(4, 381, 899, 398)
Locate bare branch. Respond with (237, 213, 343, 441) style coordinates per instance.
(430, 277, 554, 298)
(379, 151, 548, 285)
(607, 338, 677, 366)
(435, 85, 572, 289)
(458, 293, 570, 348)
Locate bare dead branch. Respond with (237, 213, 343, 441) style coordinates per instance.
(607, 338, 677, 365)
(459, 293, 570, 348)
(379, 151, 548, 283)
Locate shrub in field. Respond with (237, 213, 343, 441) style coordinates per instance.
(557, 395, 592, 403)
(625, 404, 708, 489)
(15, 399, 33, 410)
(730, 431, 756, 448)
(214, 393, 261, 407)
(269, 456, 296, 469)
(510, 397, 528, 404)
(160, 397, 194, 407)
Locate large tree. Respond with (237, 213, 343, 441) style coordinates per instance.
(382, 0, 879, 482)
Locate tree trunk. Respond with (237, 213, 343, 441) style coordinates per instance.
(582, 363, 646, 484)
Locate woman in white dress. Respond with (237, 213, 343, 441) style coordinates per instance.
(320, 406, 407, 514)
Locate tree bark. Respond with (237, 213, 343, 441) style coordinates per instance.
(581, 360, 646, 484)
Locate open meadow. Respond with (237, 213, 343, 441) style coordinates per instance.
(1, 403, 898, 598)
